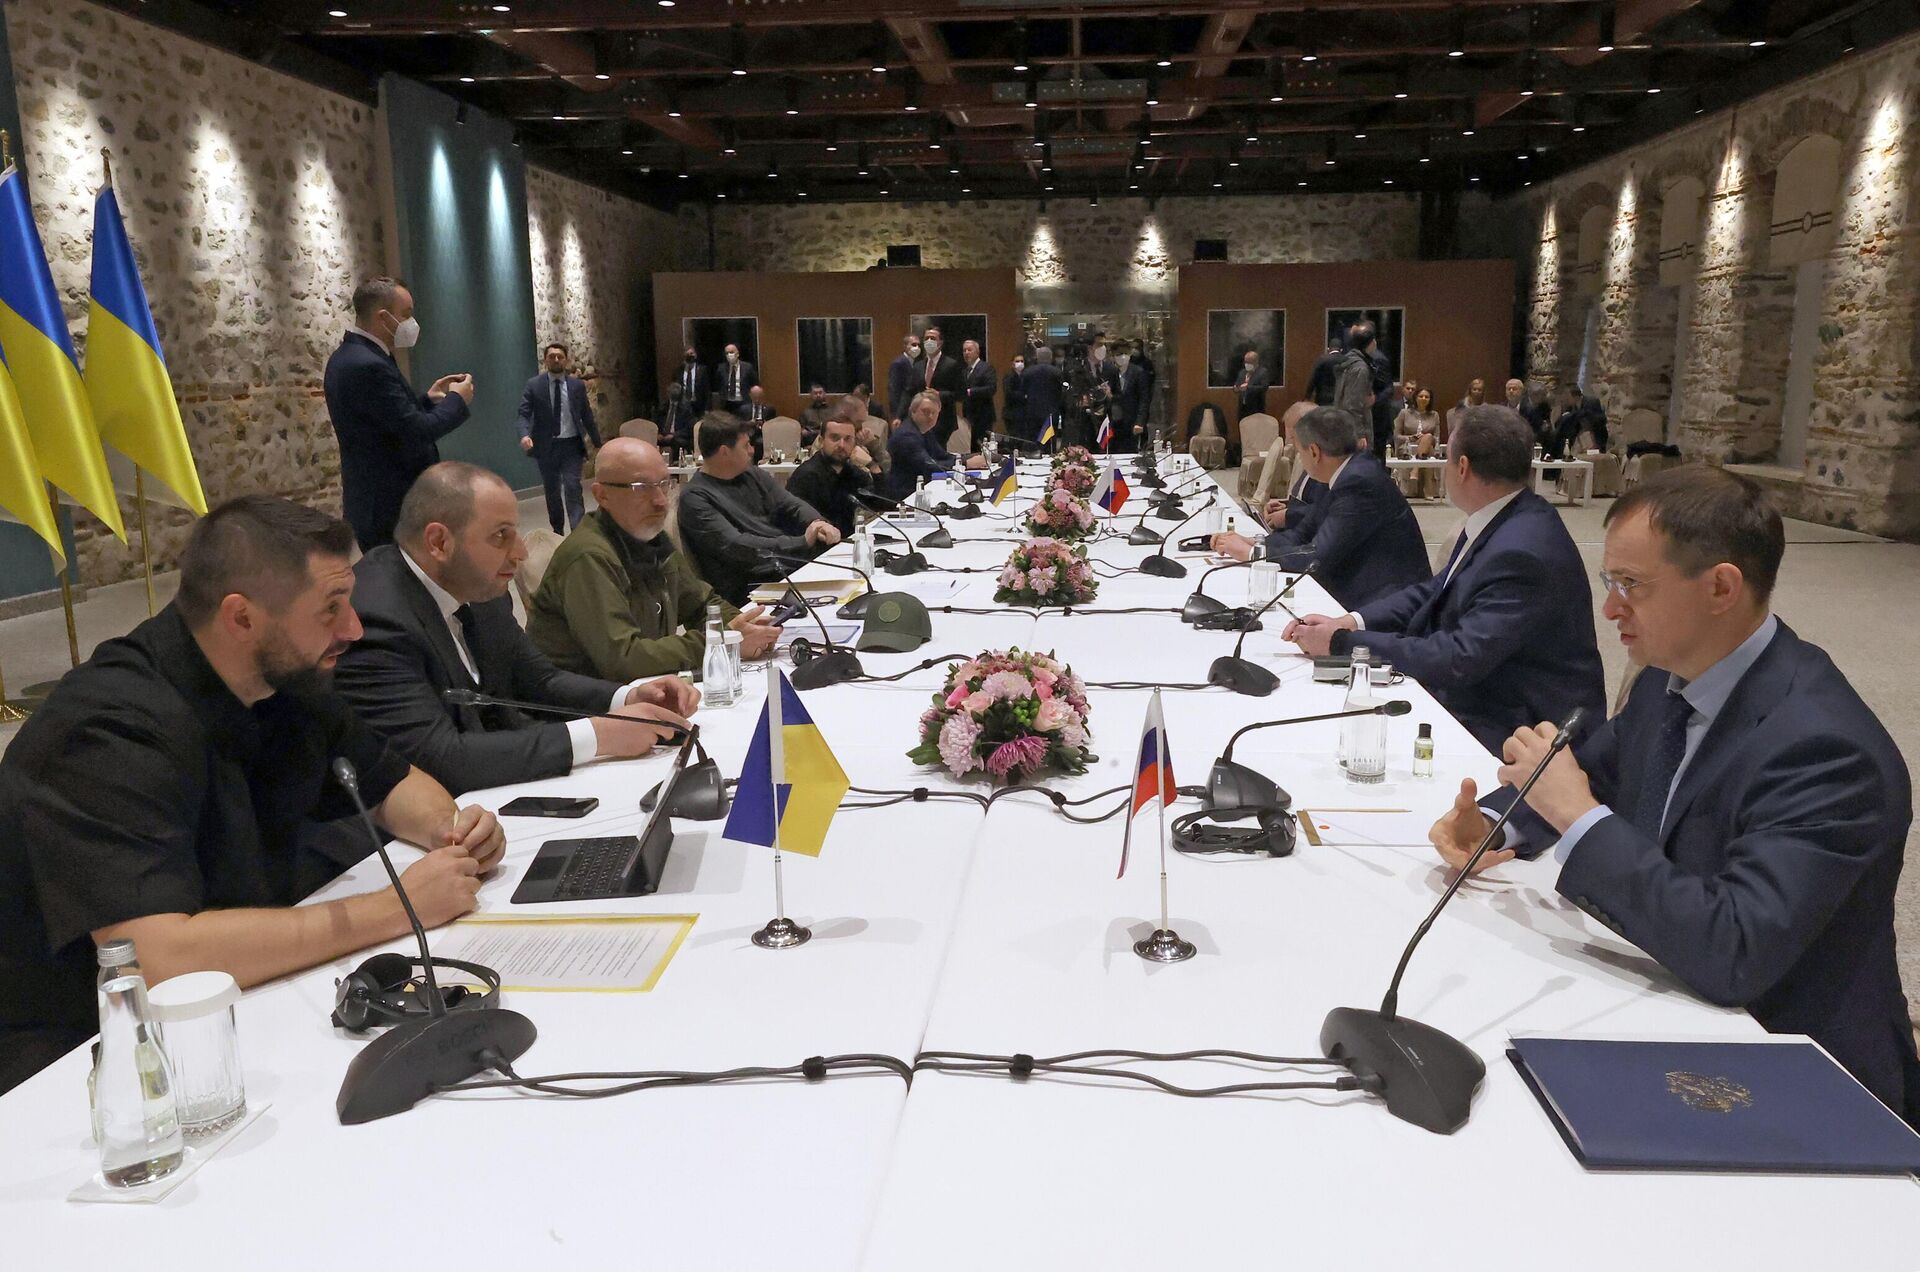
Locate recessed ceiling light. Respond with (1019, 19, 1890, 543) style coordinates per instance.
(963, 187, 972, 193)
(930, 140, 941, 149)
(1462, 128, 1476, 136)
(1353, 132, 1366, 139)
(328, 8, 347, 16)
(658, 0, 674, 6)
(1156, 57, 1173, 68)
(880, 189, 889, 195)
(1212, 181, 1223, 188)
(1245, 132, 1257, 143)
(1470, 175, 1481, 182)
(1013, 62, 1029, 73)
(1141, 137, 1152, 146)
(1269, 94, 1284, 103)
(786, 108, 798, 116)
(1395, 90, 1409, 100)
(1749, 39, 1766, 48)
(948, 166, 959, 174)
(731, 68, 747, 77)
(667, 109, 681, 117)
(1045, 185, 1054, 191)
(723, 145, 736, 155)
(1517, 152, 1528, 159)
(1145, 96, 1159, 106)
(622, 148, 634, 155)
(552, 114, 564, 121)
(717, 192, 726, 198)
(1228, 159, 1239, 167)
(595, 73, 611, 81)
(1130, 183, 1139, 189)
(1325, 158, 1336, 166)
(1520, 88, 1533, 97)
(1647, 87, 1662, 94)
(1447, 49, 1463, 59)
(871, 64, 886, 74)
(826, 143, 838, 152)
(858, 168, 868, 176)
(1297, 180, 1307, 187)
(491, 3, 509, 10)
(1419, 156, 1431, 163)
(459, 76, 475, 83)
(678, 171, 689, 179)
(798, 191, 807, 197)
(1301, 53, 1318, 63)
(904, 104, 918, 112)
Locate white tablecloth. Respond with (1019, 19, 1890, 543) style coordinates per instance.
(5, 456, 1916, 1269)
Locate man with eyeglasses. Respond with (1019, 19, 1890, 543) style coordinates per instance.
(333, 462, 699, 796)
(1429, 466, 1918, 1122)
(529, 438, 778, 680)
(1279, 405, 1603, 752)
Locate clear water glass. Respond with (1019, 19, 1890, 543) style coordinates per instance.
(1248, 560, 1281, 607)
(148, 972, 245, 1138)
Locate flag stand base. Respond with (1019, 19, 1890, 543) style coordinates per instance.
(1133, 928, 1196, 964)
(0, 700, 29, 723)
(752, 916, 812, 949)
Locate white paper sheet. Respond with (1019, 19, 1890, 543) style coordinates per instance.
(433, 914, 697, 992)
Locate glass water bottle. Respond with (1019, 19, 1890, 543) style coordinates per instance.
(94, 942, 184, 1188)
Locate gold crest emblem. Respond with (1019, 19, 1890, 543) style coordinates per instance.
(1665, 1070, 1753, 1113)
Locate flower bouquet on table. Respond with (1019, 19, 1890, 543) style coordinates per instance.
(909, 648, 1094, 782)
(1025, 486, 1096, 540)
(996, 538, 1098, 607)
(1051, 445, 1098, 478)
(1049, 463, 1096, 497)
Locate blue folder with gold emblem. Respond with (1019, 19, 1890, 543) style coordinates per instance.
(1509, 1037, 1920, 1174)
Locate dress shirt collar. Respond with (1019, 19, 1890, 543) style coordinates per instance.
(152, 604, 258, 750)
(1327, 455, 1355, 488)
(1458, 488, 1522, 551)
(399, 545, 463, 624)
(1666, 612, 1779, 723)
(348, 324, 391, 356)
(547, 370, 567, 382)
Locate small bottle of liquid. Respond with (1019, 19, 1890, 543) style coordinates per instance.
(851, 526, 874, 575)
(94, 941, 184, 1188)
(1413, 723, 1435, 779)
(701, 615, 736, 708)
(915, 475, 928, 509)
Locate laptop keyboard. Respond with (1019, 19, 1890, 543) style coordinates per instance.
(553, 837, 636, 900)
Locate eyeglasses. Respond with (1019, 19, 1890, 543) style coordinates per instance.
(1596, 569, 1668, 600)
(604, 478, 676, 496)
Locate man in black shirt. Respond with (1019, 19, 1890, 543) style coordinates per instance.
(0, 496, 507, 1095)
(678, 413, 839, 604)
(785, 412, 872, 539)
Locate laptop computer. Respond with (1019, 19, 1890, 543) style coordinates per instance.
(510, 731, 694, 904)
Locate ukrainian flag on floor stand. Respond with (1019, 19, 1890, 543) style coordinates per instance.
(722, 669, 850, 858)
(87, 179, 206, 516)
(0, 354, 61, 563)
(0, 163, 124, 539)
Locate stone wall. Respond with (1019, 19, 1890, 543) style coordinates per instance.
(526, 166, 692, 428)
(1515, 32, 1920, 537)
(9, 0, 385, 585)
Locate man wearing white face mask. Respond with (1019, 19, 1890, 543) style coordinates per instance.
(325, 276, 476, 550)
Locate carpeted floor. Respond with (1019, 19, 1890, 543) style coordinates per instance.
(3, 485, 1919, 1019)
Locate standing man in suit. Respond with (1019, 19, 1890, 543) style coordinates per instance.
(1233, 348, 1272, 423)
(917, 326, 965, 447)
(961, 338, 996, 441)
(1281, 406, 1606, 752)
(332, 462, 697, 796)
(717, 342, 757, 415)
(1021, 346, 1064, 446)
(887, 333, 922, 427)
(1210, 407, 1428, 610)
(1432, 467, 1919, 1121)
(1111, 347, 1150, 452)
(674, 345, 711, 412)
(324, 276, 475, 551)
(1003, 352, 1030, 440)
(516, 342, 602, 535)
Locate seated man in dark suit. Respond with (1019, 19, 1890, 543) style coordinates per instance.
(1281, 405, 1606, 752)
(332, 462, 697, 795)
(1432, 467, 1919, 1121)
(885, 391, 985, 502)
(323, 276, 474, 550)
(516, 341, 603, 534)
(1210, 406, 1429, 610)
(678, 414, 839, 605)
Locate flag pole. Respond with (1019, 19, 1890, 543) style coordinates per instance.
(752, 663, 811, 949)
(1134, 689, 1195, 964)
(0, 658, 28, 723)
(47, 488, 79, 668)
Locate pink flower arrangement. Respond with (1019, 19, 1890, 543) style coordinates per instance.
(909, 648, 1094, 782)
(996, 538, 1097, 607)
(1051, 445, 1097, 475)
(1025, 486, 1096, 540)
(1050, 464, 1096, 497)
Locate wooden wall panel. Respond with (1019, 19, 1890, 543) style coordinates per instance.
(1175, 260, 1515, 447)
(652, 268, 1021, 421)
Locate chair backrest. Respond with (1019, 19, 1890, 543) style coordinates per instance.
(762, 416, 803, 455)
(949, 421, 973, 456)
(619, 417, 658, 443)
(1238, 412, 1280, 459)
(1195, 406, 1224, 438)
(1242, 436, 1288, 502)
(1618, 407, 1664, 449)
(514, 528, 564, 610)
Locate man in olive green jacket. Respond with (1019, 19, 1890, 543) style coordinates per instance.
(529, 438, 779, 679)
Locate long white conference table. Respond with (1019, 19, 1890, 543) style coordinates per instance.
(4, 457, 1917, 1270)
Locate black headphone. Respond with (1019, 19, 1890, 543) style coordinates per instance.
(331, 952, 503, 1032)
(1170, 802, 1299, 858)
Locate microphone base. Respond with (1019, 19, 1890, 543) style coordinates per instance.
(1204, 759, 1290, 814)
(1181, 592, 1230, 623)
(1320, 1007, 1485, 1135)
(1132, 927, 1197, 964)
(640, 758, 731, 821)
(945, 503, 983, 520)
(1137, 474, 1167, 489)
(917, 527, 956, 549)
(1127, 524, 1164, 547)
(336, 1007, 537, 1125)
(837, 593, 874, 619)
(1137, 554, 1188, 580)
(880, 551, 929, 576)
(789, 649, 864, 689)
(1207, 655, 1279, 697)
(751, 916, 812, 949)
(1152, 502, 1188, 521)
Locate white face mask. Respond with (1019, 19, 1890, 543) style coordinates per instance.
(391, 315, 420, 350)
(1093, 347, 1106, 361)
(922, 340, 939, 356)
(726, 351, 740, 364)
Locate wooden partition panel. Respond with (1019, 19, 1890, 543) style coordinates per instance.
(1175, 260, 1514, 447)
(653, 268, 1020, 421)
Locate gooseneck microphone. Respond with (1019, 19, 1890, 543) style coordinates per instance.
(1150, 469, 1214, 520)
(756, 550, 864, 689)
(1137, 494, 1218, 579)
(1203, 566, 1312, 696)
(1321, 708, 1587, 1135)
(1204, 701, 1413, 813)
(328, 757, 536, 1124)
(441, 687, 693, 744)
(1181, 559, 1253, 623)
(859, 488, 954, 550)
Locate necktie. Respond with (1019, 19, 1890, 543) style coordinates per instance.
(1439, 529, 1469, 585)
(551, 377, 562, 430)
(684, 366, 693, 397)
(730, 365, 739, 398)
(451, 604, 482, 687)
(927, 359, 936, 389)
(1631, 689, 1694, 839)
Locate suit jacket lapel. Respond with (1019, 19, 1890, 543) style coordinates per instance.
(1656, 624, 1796, 847)
(394, 557, 481, 705)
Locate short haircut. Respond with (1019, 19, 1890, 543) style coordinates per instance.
(394, 461, 504, 544)
(1293, 406, 1360, 456)
(175, 495, 356, 626)
(809, 382, 826, 392)
(1449, 405, 1533, 484)
(1034, 346, 1054, 364)
(1606, 466, 1784, 603)
(352, 276, 405, 324)
(1347, 321, 1376, 350)
(544, 341, 568, 357)
(697, 412, 748, 456)
(821, 414, 859, 436)
(828, 395, 867, 424)
(911, 389, 942, 415)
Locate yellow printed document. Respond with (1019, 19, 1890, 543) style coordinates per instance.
(436, 914, 696, 992)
